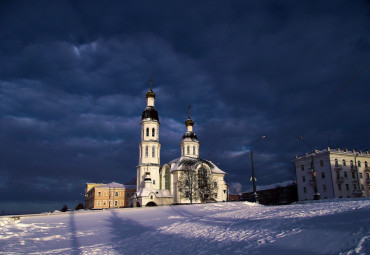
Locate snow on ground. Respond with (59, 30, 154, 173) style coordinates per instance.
(0, 199, 369, 255)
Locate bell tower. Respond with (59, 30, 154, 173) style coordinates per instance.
(137, 79, 161, 190)
(180, 105, 200, 158)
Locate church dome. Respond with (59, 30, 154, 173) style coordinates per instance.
(185, 118, 194, 126)
(146, 90, 156, 99)
(142, 106, 159, 122)
(182, 131, 198, 140)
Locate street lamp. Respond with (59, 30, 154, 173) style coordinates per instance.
(249, 135, 266, 203)
(298, 136, 320, 200)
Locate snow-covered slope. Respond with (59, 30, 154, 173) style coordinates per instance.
(1, 199, 369, 254)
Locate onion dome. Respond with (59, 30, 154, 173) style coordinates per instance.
(185, 118, 194, 127)
(146, 89, 155, 99)
(142, 106, 159, 122)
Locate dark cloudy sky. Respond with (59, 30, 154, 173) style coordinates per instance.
(1, 0, 369, 214)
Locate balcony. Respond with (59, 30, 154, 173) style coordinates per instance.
(336, 177, 344, 184)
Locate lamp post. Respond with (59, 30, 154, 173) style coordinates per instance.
(298, 136, 320, 200)
(249, 135, 266, 203)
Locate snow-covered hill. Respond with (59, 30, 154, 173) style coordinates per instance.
(1, 199, 369, 254)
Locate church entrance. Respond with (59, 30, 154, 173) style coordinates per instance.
(146, 202, 157, 207)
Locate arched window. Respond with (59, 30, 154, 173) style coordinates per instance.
(335, 159, 338, 167)
(164, 168, 170, 190)
(152, 128, 155, 137)
(145, 146, 148, 157)
(343, 159, 346, 166)
(198, 166, 207, 188)
(365, 161, 368, 168)
(146, 128, 149, 136)
(193, 146, 195, 155)
(187, 145, 190, 155)
(152, 146, 155, 157)
(320, 160, 324, 167)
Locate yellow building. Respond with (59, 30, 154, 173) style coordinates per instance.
(85, 182, 136, 209)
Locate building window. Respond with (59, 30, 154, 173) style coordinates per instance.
(98, 192, 101, 196)
(303, 187, 307, 193)
(185, 191, 189, 198)
(302, 176, 306, 182)
(338, 184, 342, 191)
(187, 145, 190, 154)
(164, 168, 170, 190)
(152, 128, 155, 137)
(343, 159, 346, 166)
(103, 201, 107, 206)
(345, 184, 349, 191)
(153, 180, 156, 185)
(323, 184, 327, 191)
(114, 201, 118, 207)
(146, 128, 149, 136)
(335, 159, 338, 167)
(301, 165, 304, 171)
(320, 160, 324, 167)
(344, 171, 348, 178)
(367, 173, 370, 179)
(115, 192, 118, 196)
(353, 184, 357, 190)
(361, 185, 365, 190)
(359, 173, 363, 179)
(321, 172, 325, 179)
(352, 172, 356, 179)
(126, 192, 130, 197)
(214, 181, 218, 188)
(97, 200, 101, 206)
(365, 161, 368, 168)
(152, 145, 155, 158)
(350, 160, 354, 169)
(145, 146, 148, 157)
(358, 161, 361, 167)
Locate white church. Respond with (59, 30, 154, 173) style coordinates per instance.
(133, 81, 228, 207)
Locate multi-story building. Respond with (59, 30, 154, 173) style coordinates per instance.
(85, 182, 136, 209)
(293, 147, 370, 201)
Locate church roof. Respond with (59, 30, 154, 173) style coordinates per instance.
(142, 106, 159, 122)
(167, 156, 226, 174)
(136, 188, 172, 198)
(182, 131, 198, 141)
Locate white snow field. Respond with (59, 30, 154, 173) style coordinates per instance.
(0, 199, 369, 255)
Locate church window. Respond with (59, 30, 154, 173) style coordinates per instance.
(187, 146, 190, 155)
(145, 146, 148, 157)
(193, 146, 195, 155)
(164, 168, 170, 190)
(146, 128, 149, 136)
(152, 128, 155, 137)
(214, 193, 218, 199)
(152, 146, 155, 157)
(198, 167, 207, 188)
(214, 181, 217, 188)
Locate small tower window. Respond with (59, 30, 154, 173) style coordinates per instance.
(193, 146, 195, 155)
(145, 146, 148, 157)
(152, 128, 155, 137)
(152, 146, 155, 158)
(187, 145, 190, 155)
(146, 128, 149, 136)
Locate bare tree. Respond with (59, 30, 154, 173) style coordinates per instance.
(197, 164, 218, 203)
(178, 165, 199, 204)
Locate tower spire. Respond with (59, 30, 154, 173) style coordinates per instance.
(188, 104, 191, 119)
(150, 78, 153, 91)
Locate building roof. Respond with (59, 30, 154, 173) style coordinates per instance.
(136, 188, 172, 198)
(141, 106, 159, 122)
(181, 131, 198, 141)
(95, 182, 136, 189)
(167, 156, 226, 174)
(293, 147, 370, 161)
